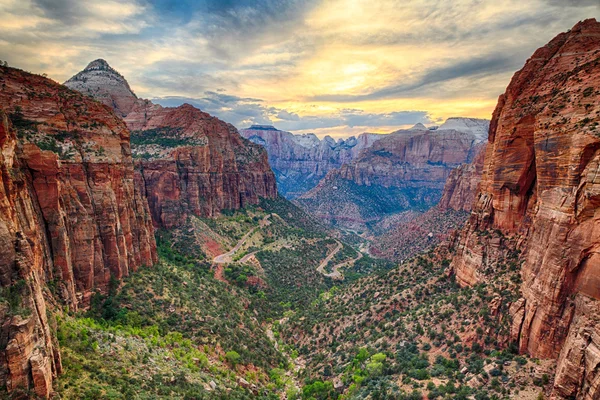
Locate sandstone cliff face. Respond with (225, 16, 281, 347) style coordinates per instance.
(449, 19, 600, 399)
(239, 125, 383, 198)
(296, 122, 487, 230)
(438, 144, 485, 212)
(0, 66, 157, 396)
(129, 105, 277, 228)
(67, 63, 278, 229)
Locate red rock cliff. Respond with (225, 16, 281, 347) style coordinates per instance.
(0, 66, 157, 396)
(438, 143, 486, 212)
(450, 19, 600, 399)
(66, 62, 278, 229)
(127, 102, 277, 229)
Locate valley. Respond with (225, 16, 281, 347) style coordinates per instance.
(0, 12, 598, 400)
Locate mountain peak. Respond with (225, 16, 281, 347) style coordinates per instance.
(84, 58, 112, 71)
(64, 59, 138, 117)
(410, 123, 428, 130)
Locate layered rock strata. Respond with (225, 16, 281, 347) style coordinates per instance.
(0, 65, 157, 396)
(240, 125, 384, 198)
(66, 60, 278, 229)
(296, 121, 488, 230)
(449, 19, 600, 400)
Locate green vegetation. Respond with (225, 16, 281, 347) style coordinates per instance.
(0, 279, 31, 317)
(130, 127, 206, 150)
(277, 231, 547, 399)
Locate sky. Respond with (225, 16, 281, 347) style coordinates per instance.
(0, 0, 598, 138)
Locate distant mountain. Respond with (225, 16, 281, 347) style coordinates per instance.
(65, 60, 277, 228)
(240, 125, 384, 198)
(295, 118, 489, 231)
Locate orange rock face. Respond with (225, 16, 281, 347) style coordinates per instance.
(127, 103, 278, 229)
(66, 62, 278, 229)
(438, 144, 485, 212)
(450, 19, 600, 399)
(0, 66, 157, 396)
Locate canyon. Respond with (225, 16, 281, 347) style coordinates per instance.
(295, 119, 488, 231)
(0, 17, 598, 400)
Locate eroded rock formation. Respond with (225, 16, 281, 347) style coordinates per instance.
(66, 60, 278, 229)
(438, 144, 485, 212)
(240, 125, 384, 198)
(449, 19, 600, 399)
(296, 120, 488, 230)
(0, 65, 157, 396)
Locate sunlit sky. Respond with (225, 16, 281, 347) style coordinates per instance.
(1, 0, 598, 138)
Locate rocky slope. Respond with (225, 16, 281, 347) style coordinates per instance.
(240, 125, 384, 198)
(296, 119, 488, 231)
(449, 19, 600, 399)
(368, 144, 484, 262)
(0, 65, 157, 396)
(66, 60, 277, 229)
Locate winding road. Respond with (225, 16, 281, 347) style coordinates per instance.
(316, 240, 343, 275)
(212, 214, 272, 264)
(212, 214, 363, 281)
(326, 251, 363, 279)
(316, 241, 364, 280)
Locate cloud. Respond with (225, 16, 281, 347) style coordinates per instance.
(152, 94, 431, 134)
(308, 53, 523, 102)
(0, 0, 598, 137)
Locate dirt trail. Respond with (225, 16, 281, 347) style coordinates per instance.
(212, 214, 271, 264)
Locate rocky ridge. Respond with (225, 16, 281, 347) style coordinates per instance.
(66, 60, 277, 229)
(240, 125, 384, 198)
(296, 120, 488, 231)
(449, 19, 600, 399)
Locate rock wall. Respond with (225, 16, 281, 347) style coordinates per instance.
(66, 62, 278, 229)
(296, 125, 486, 230)
(438, 144, 485, 212)
(0, 65, 157, 396)
(128, 104, 278, 229)
(240, 125, 383, 198)
(449, 19, 600, 399)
